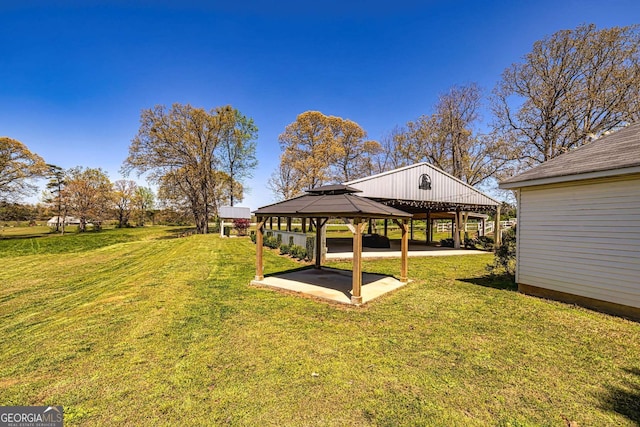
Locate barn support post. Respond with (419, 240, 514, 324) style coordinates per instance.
(314, 217, 328, 269)
(351, 217, 364, 305)
(453, 208, 461, 249)
(384, 219, 388, 236)
(255, 216, 266, 280)
(494, 205, 502, 249)
(462, 212, 469, 240)
(426, 210, 432, 244)
(401, 219, 409, 282)
(410, 219, 414, 240)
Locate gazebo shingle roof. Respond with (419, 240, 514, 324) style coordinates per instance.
(253, 185, 412, 219)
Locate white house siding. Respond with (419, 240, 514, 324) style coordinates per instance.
(516, 174, 640, 309)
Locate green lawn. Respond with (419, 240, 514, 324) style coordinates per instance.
(1, 228, 639, 426)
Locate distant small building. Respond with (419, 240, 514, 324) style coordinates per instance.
(47, 216, 81, 227)
(218, 206, 251, 237)
(219, 206, 251, 220)
(500, 123, 640, 320)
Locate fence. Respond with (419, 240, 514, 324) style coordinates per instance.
(264, 229, 321, 261)
(434, 219, 515, 235)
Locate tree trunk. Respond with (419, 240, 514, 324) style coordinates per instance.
(61, 207, 66, 235)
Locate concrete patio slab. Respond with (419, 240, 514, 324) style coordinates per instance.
(326, 248, 487, 259)
(250, 267, 409, 305)
(325, 237, 488, 259)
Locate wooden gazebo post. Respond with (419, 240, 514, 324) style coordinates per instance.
(255, 216, 266, 281)
(401, 219, 409, 282)
(314, 217, 328, 269)
(351, 217, 365, 305)
(394, 219, 409, 283)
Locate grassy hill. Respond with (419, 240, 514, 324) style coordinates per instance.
(0, 227, 638, 426)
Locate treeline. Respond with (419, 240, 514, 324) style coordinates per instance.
(0, 200, 191, 228)
(0, 166, 186, 230)
(1, 105, 258, 234)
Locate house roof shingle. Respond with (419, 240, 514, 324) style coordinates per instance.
(500, 123, 640, 188)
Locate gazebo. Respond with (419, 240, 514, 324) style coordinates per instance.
(252, 185, 413, 305)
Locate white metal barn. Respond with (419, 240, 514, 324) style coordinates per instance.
(345, 162, 500, 247)
(500, 123, 640, 320)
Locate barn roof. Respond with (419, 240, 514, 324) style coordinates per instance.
(253, 185, 412, 219)
(344, 162, 499, 213)
(501, 122, 640, 189)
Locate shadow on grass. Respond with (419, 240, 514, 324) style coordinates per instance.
(154, 227, 198, 240)
(600, 367, 640, 424)
(0, 228, 142, 257)
(458, 274, 517, 291)
(0, 232, 55, 240)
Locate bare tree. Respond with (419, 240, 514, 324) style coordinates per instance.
(217, 107, 258, 206)
(268, 157, 302, 201)
(372, 126, 412, 173)
(492, 24, 640, 165)
(113, 180, 137, 228)
(64, 167, 113, 232)
(133, 186, 155, 226)
(123, 104, 256, 233)
(393, 84, 512, 185)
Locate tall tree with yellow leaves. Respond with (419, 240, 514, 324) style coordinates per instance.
(275, 111, 377, 198)
(0, 137, 46, 201)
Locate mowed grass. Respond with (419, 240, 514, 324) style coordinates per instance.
(0, 226, 188, 257)
(1, 228, 639, 426)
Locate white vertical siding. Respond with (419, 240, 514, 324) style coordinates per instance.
(345, 163, 498, 207)
(517, 175, 640, 308)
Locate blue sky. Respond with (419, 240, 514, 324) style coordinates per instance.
(2, 0, 639, 209)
